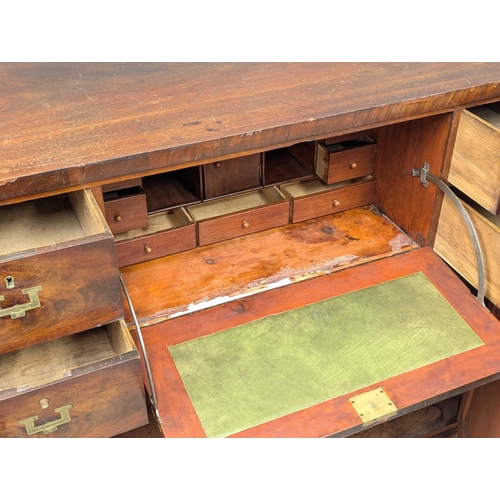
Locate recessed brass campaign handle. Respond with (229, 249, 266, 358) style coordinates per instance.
(0, 285, 42, 319)
(19, 404, 73, 435)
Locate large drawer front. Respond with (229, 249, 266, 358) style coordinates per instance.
(448, 106, 500, 215)
(434, 195, 500, 308)
(0, 320, 148, 438)
(0, 189, 123, 354)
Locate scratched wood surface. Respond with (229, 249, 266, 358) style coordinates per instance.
(120, 206, 418, 327)
(2, 63, 500, 204)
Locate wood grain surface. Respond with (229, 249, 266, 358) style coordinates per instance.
(0, 359, 147, 438)
(434, 195, 500, 307)
(120, 206, 418, 327)
(2, 63, 500, 204)
(0, 237, 123, 354)
(457, 379, 500, 437)
(448, 107, 500, 214)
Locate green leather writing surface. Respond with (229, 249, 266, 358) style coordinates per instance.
(169, 272, 484, 438)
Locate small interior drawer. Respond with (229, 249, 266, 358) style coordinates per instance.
(434, 193, 500, 308)
(103, 186, 149, 234)
(315, 138, 377, 185)
(448, 104, 500, 215)
(203, 153, 262, 199)
(187, 186, 289, 246)
(0, 189, 123, 354)
(114, 207, 197, 268)
(0, 319, 148, 438)
(280, 176, 377, 223)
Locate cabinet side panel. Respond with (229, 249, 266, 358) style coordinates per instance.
(373, 113, 454, 247)
(459, 379, 500, 438)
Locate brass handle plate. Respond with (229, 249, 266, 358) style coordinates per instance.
(19, 404, 73, 435)
(0, 285, 43, 319)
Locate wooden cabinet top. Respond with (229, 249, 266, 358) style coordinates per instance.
(1, 62, 500, 204)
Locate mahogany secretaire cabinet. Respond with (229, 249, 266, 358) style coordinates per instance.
(2, 63, 500, 438)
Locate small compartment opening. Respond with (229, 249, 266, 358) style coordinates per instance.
(469, 104, 500, 129)
(114, 207, 193, 242)
(324, 136, 375, 152)
(264, 145, 316, 186)
(0, 194, 87, 256)
(188, 187, 284, 221)
(103, 185, 144, 202)
(142, 166, 203, 213)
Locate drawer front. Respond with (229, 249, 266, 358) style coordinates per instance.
(0, 239, 123, 354)
(289, 179, 377, 223)
(104, 188, 149, 234)
(116, 222, 197, 267)
(0, 320, 148, 438)
(203, 154, 261, 199)
(0, 360, 147, 438)
(196, 201, 289, 246)
(434, 195, 500, 308)
(316, 142, 377, 184)
(0, 189, 124, 354)
(448, 107, 500, 215)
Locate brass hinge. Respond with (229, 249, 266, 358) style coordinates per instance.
(349, 387, 398, 427)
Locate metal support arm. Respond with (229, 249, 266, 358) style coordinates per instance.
(412, 163, 486, 308)
(120, 274, 160, 422)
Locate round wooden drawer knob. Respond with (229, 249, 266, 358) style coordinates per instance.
(332, 199, 340, 207)
(242, 220, 250, 228)
(350, 162, 357, 169)
(114, 215, 122, 222)
(144, 245, 152, 254)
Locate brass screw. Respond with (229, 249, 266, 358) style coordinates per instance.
(144, 245, 152, 254)
(242, 220, 250, 228)
(332, 199, 340, 207)
(114, 215, 122, 222)
(350, 162, 357, 169)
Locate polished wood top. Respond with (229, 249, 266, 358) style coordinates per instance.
(1, 62, 500, 204)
